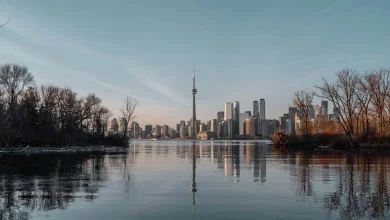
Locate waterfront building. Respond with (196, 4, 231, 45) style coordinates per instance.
(266, 119, 279, 137)
(180, 126, 188, 139)
(259, 99, 265, 120)
(154, 124, 162, 137)
(288, 107, 297, 135)
(144, 124, 152, 136)
(132, 122, 139, 138)
(206, 120, 211, 131)
(198, 131, 215, 140)
(217, 111, 224, 123)
(119, 117, 127, 133)
(176, 124, 180, 132)
(224, 102, 233, 120)
(199, 123, 207, 132)
(321, 100, 328, 116)
(253, 100, 259, 119)
(309, 105, 315, 119)
(180, 120, 186, 127)
(245, 117, 256, 137)
(258, 119, 267, 137)
(233, 101, 240, 137)
(245, 111, 251, 117)
(169, 128, 176, 139)
(279, 115, 288, 132)
(239, 112, 250, 135)
(188, 126, 193, 138)
(162, 125, 169, 138)
(210, 119, 218, 132)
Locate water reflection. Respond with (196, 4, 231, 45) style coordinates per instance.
(1, 142, 390, 219)
(191, 142, 197, 214)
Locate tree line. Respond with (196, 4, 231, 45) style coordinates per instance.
(293, 68, 390, 147)
(0, 63, 138, 147)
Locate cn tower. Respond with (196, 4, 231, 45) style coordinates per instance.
(191, 68, 197, 139)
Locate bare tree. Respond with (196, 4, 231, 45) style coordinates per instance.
(364, 69, 390, 136)
(0, 64, 35, 111)
(356, 75, 372, 140)
(120, 96, 139, 140)
(0, 16, 10, 28)
(316, 69, 360, 147)
(292, 90, 314, 135)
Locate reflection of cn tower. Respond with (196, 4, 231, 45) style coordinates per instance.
(190, 142, 197, 214)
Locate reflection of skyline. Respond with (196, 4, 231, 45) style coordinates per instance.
(3, 142, 390, 219)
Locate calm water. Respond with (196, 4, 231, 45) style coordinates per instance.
(1, 141, 390, 220)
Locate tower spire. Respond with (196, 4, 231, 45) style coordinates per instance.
(193, 65, 196, 88)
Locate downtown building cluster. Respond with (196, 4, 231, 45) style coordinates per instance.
(279, 100, 340, 135)
(125, 99, 280, 140)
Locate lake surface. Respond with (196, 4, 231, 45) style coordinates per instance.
(1, 140, 390, 220)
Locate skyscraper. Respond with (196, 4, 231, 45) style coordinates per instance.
(144, 124, 152, 135)
(259, 99, 265, 120)
(288, 107, 297, 135)
(210, 119, 218, 132)
(321, 100, 328, 116)
(239, 112, 250, 135)
(233, 101, 240, 137)
(224, 102, 233, 120)
(217, 111, 224, 123)
(253, 100, 259, 119)
(191, 68, 197, 139)
(246, 118, 256, 137)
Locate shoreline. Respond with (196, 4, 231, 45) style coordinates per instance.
(0, 145, 129, 155)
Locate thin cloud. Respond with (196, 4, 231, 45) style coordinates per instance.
(125, 66, 188, 106)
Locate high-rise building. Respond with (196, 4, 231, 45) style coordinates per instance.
(162, 125, 169, 138)
(119, 117, 127, 133)
(144, 125, 152, 136)
(259, 99, 265, 120)
(188, 126, 193, 138)
(210, 119, 218, 132)
(180, 126, 187, 139)
(176, 124, 181, 132)
(206, 120, 211, 131)
(309, 105, 315, 119)
(224, 102, 233, 120)
(245, 111, 251, 117)
(169, 128, 176, 139)
(180, 120, 186, 127)
(253, 101, 259, 119)
(266, 120, 279, 137)
(132, 122, 139, 138)
(154, 124, 161, 137)
(288, 107, 297, 135)
(199, 123, 207, 132)
(217, 111, 224, 123)
(258, 119, 267, 137)
(245, 118, 256, 137)
(239, 112, 250, 135)
(279, 115, 287, 132)
(233, 101, 240, 137)
(321, 100, 328, 116)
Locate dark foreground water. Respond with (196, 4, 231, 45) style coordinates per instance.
(1, 141, 390, 220)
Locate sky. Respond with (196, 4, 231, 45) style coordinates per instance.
(0, 0, 389, 128)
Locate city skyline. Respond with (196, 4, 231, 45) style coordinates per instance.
(1, 1, 389, 128)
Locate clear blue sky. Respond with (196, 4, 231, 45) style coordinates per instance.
(0, 0, 389, 128)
